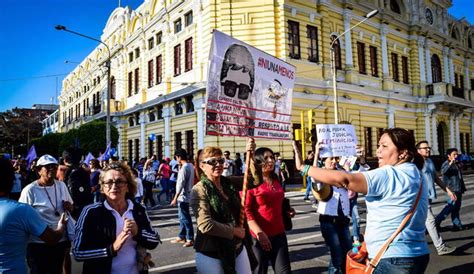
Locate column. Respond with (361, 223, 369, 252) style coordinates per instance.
(424, 39, 432, 83)
(424, 111, 431, 146)
(113, 117, 125, 159)
(163, 105, 172, 157)
(465, 59, 471, 90)
(431, 111, 439, 155)
(380, 25, 389, 77)
(442, 47, 450, 83)
(343, 9, 353, 69)
(386, 106, 395, 128)
(449, 53, 455, 84)
(139, 112, 146, 158)
(455, 114, 461, 150)
(418, 37, 426, 83)
(449, 114, 455, 148)
(193, 95, 206, 149)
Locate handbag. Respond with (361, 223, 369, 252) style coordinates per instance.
(346, 180, 423, 274)
(282, 198, 293, 231)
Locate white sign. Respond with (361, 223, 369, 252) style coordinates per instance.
(316, 124, 358, 157)
(205, 30, 295, 139)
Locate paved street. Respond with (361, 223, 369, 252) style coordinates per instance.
(73, 175, 474, 274)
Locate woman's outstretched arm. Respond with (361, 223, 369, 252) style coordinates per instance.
(293, 141, 368, 194)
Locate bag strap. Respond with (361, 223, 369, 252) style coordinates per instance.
(366, 179, 423, 272)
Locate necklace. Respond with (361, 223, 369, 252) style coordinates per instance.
(42, 182, 60, 216)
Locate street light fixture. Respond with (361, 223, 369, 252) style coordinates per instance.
(55, 25, 112, 146)
(329, 9, 378, 124)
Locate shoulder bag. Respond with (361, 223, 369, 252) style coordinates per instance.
(346, 180, 423, 274)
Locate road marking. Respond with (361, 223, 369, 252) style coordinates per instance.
(149, 260, 196, 272)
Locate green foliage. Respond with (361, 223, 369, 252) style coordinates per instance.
(31, 133, 65, 158)
(34, 121, 118, 157)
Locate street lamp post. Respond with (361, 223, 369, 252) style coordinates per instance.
(329, 9, 378, 124)
(55, 25, 112, 146)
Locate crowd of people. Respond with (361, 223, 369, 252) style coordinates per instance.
(0, 127, 469, 274)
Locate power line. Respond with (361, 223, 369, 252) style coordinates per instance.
(0, 73, 69, 82)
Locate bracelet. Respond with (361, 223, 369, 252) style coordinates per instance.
(300, 165, 311, 177)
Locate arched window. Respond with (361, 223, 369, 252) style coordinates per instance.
(451, 28, 458, 40)
(110, 76, 116, 99)
(390, 0, 401, 14)
(148, 108, 155, 122)
(431, 54, 442, 83)
(331, 35, 342, 70)
(128, 116, 135, 127)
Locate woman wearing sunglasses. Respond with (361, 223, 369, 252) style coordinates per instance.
(191, 146, 255, 274)
(244, 139, 294, 274)
(73, 162, 160, 274)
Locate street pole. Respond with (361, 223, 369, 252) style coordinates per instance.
(329, 9, 378, 124)
(55, 25, 112, 146)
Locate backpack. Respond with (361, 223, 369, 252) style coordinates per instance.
(65, 166, 93, 218)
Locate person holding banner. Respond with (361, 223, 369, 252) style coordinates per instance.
(190, 146, 254, 274)
(245, 139, 294, 274)
(311, 142, 352, 274)
(293, 128, 430, 274)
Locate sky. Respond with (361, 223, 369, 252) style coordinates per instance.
(0, 0, 473, 112)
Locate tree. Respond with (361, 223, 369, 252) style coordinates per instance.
(58, 121, 118, 156)
(31, 133, 65, 158)
(0, 108, 49, 156)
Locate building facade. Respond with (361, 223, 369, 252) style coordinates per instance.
(58, 0, 474, 162)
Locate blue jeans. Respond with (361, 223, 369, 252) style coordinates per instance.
(178, 202, 194, 241)
(435, 192, 463, 228)
(157, 178, 170, 202)
(320, 216, 352, 274)
(373, 254, 429, 274)
(304, 176, 312, 199)
(350, 197, 360, 241)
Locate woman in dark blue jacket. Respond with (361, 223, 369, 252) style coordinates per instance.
(73, 162, 160, 274)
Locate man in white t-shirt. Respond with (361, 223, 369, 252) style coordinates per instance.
(222, 151, 234, 177)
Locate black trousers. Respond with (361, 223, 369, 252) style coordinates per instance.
(27, 241, 69, 274)
(252, 233, 291, 274)
(143, 181, 156, 207)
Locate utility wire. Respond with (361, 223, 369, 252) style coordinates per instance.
(0, 73, 69, 82)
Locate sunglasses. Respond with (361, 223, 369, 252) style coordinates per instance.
(221, 80, 251, 99)
(102, 179, 127, 188)
(202, 157, 226, 166)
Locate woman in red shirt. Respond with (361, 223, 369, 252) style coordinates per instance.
(245, 140, 293, 274)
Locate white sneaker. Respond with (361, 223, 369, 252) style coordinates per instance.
(437, 245, 456, 256)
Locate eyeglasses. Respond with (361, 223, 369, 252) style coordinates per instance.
(202, 157, 225, 166)
(221, 80, 252, 99)
(418, 147, 431, 150)
(103, 179, 127, 188)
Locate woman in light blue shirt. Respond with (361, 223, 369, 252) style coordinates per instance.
(294, 128, 429, 274)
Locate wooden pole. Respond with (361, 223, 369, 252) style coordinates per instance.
(239, 149, 253, 227)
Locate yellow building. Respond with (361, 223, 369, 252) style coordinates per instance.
(58, 0, 474, 162)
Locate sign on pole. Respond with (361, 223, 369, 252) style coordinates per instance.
(205, 30, 296, 139)
(315, 124, 358, 157)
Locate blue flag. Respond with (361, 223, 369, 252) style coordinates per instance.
(84, 152, 95, 166)
(99, 142, 112, 161)
(25, 145, 37, 169)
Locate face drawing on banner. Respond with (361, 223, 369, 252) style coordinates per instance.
(220, 44, 255, 102)
(265, 79, 288, 118)
(211, 44, 255, 136)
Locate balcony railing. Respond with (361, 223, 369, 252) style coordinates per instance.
(452, 87, 464, 99)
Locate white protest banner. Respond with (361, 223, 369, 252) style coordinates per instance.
(205, 30, 295, 139)
(315, 124, 358, 157)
